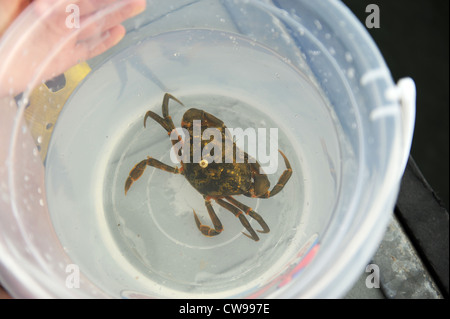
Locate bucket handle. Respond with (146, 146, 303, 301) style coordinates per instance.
(388, 77, 417, 175)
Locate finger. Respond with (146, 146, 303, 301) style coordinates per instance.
(33, 0, 145, 39)
(77, 0, 128, 17)
(76, 0, 146, 41)
(0, 0, 32, 36)
(34, 0, 120, 17)
(75, 23, 126, 60)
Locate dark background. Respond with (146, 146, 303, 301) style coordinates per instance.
(342, 0, 449, 210)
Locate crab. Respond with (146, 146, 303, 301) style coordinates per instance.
(125, 93, 292, 241)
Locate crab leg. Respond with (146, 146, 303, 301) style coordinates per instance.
(161, 93, 184, 117)
(144, 110, 173, 132)
(193, 197, 223, 237)
(124, 156, 182, 195)
(215, 198, 259, 241)
(225, 196, 270, 234)
(144, 93, 185, 148)
(144, 93, 184, 128)
(250, 150, 292, 199)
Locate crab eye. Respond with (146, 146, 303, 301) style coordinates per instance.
(199, 159, 208, 168)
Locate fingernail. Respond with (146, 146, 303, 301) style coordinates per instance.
(129, 0, 147, 17)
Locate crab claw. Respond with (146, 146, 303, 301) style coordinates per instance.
(193, 210, 222, 237)
(124, 177, 133, 195)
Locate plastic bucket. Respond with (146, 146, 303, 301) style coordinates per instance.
(0, 0, 415, 298)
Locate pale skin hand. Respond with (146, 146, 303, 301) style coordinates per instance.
(0, 285, 11, 299)
(0, 0, 32, 37)
(0, 0, 147, 96)
(0, 0, 146, 299)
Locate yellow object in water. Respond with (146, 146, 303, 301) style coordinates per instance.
(22, 62, 91, 162)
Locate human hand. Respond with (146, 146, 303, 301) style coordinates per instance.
(0, 0, 146, 97)
(0, 284, 11, 299)
(0, 1, 32, 37)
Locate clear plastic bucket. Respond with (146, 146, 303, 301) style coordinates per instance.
(0, 0, 415, 298)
